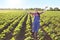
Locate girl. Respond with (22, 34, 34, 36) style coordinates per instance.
(29, 7, 47, 40)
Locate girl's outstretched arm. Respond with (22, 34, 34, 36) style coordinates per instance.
(29, 12, 35, 16)
(39, 6, 48, 14)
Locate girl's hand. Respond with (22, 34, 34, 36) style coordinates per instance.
(42, 6, 48, 13)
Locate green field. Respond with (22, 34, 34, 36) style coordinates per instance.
(0, 10, 60, 40)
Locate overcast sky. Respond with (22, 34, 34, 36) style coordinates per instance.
(0, 0, 60, 9)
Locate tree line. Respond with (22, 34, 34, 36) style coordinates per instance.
(26, 7, 60, 11)
(48, 7, 60, 11)
(0, 7, 60, 11)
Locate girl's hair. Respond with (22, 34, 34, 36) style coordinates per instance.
(37, 12, 40, 17)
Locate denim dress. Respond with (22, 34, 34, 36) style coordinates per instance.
(32, 13, 40, 32)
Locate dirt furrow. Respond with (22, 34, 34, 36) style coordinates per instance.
(15, 15, 28, 40)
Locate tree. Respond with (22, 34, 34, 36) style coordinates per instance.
(54, 7, 60, 11)
(49, 7, 54, 11)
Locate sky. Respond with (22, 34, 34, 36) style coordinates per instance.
(0, 0, 60, 9)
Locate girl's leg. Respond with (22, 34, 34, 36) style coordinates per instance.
(34, 32, 38, 40)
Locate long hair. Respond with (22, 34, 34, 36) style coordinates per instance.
(37, 12, 40, 17)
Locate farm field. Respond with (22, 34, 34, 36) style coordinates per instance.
(0, 10, 60, 40)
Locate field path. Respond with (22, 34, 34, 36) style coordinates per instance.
(15, 15, 28, 40)
(41, 27, 52, 40)
(2, 15, 24, 40)
(0, 16, 19, 34)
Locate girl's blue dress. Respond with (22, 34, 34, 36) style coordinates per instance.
(32, 15, 40, 32)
